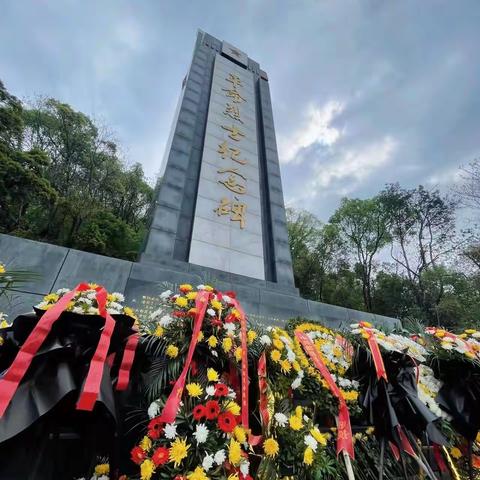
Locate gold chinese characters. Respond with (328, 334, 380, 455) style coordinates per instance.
(215, 70, 248, 229)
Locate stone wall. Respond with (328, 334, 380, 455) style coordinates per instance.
(0, 233, 399, 329)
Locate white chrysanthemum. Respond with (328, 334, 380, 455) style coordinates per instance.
(73, 306, 84, 314)
(223, 295, 232, 304)
(291, 377, 302, 389)
(227, 388, 237, 399)
(148, 401, 160, 419)
(207, 308, 216, 317)
(160, 289, 172, 300)
(159, 314, 173, 327)
(274, 412, 288, 427)
(197, 284, 206, 290)
(205, 385, 215, 397)
(224, 323, 236, 335)
(240, 459, 250, 475)
(56, 288, 70, 295)
(111, 292, 125, 302)
(108, 301, 122, 310)
(260, 335, 272, 346)
(211, 350, 218, 357)
(193, 423, 209, 444)
(88, 307, 99, 315)
(350, 323, 359, 329)
(441, 343, 454, 350)
(287, 349, 296, 362)
(86, 291, 97, 300)
(214, 449, 226, 465)
(202, 453, 214, 471)
(36, 301, 49, 309)
(304, 434, 318, 452)
(164, 423, 177, 439)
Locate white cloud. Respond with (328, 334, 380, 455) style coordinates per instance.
(278, 100, 344, 164)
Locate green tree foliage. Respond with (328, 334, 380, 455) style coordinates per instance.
(0, 80, 153, 260)
(287, 184, 480, 329)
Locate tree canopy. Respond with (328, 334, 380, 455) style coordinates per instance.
(0, 79, 153, 260)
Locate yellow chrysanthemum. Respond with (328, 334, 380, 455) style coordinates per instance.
(280, 359, 291, 373)
(0, 264, 5, 274)
(140, 458, 155, 480)
(169, 437, 190, 467)
(197, 331, 204, 342)
(228, 474, 239, 480)
(175, 296, 188, 308)
(228, 438, 242, 466)
(341, 390, 359, 402)
(140, 435, 152, 452)
(166, 345, 179, 358)
(94, 463, 109, 475)
(303, 446, 314, 465)
(450, 447, 462, 459)
(123, 306, 137, 320)
(180, 284, 193, 292)
(154, 325, 164, 337)
(210, 299, 222, 310)
(88, 283, 99, 289)
(270, 349, 281, 363)
(366, 426, 375, 435)
(225, 400, 241, 416)
(203, 285, 214, 292)
(187, 466, 209, 480)
(208, 335, 218, 348)
(310, 428, 328, 446)
(273, 338, 284, 350)
(263, 437, 279, 457)
(207, 368, 219, 382)
(186, 291, 197, 301)
(289, 414, 303, 431)
(234, 347, 243, 362)
(186, 382, 203, 398)
(247, 330, 257, 344)
(223, 337, 233, 352)
(295, 406, 303, 418)
(233, 425, 247, 443)
(465, 329, 476, 335)
(292, 360, 301, 372)
(231, 308, 241, 319)
(44, 293, 59, 303)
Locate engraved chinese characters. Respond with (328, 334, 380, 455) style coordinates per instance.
(189, 53, 265, 280)
(216, 72, 248, 228)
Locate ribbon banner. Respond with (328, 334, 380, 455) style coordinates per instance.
(0, 283, 139, 417)
(358, 322, 388, 381)
(159, 290, 210, 424)
(230, 298, 249, 430)
(295, 331, 354, 459)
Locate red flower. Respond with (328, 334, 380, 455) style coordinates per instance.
(130, 446, 147, 465)
(210, 318, 223, 327)
(225, 291, 237, 299)
(151, 446, 169, 466)
(173, 310, 186, 318)
(214, 383, 229, 397)
(147, 417, 164, 439)
(205, 400, 220, 420)
(218, 411, 237, 433)
(193, 404, 206, 421)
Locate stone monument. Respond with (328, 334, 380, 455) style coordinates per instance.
(0, 30, 398, 328)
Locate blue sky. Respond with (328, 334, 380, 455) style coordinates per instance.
(1, 0, 480, 221)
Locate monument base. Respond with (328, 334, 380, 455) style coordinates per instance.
(0, 233, 398, 329)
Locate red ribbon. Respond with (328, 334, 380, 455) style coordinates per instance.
(258, 352, 269, 428)
(433, 444, 448, 472)
(359, 322, 388, 381)
(230, 298, 249, 430)
(295, 331, 354, 459)
(76, 286, 116, 410)
(0, 283, 136, 417)
(116, 332, 140, 391)
(158, 290, 210, 424)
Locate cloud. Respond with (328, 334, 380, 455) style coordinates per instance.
(278, 101, 344, 164)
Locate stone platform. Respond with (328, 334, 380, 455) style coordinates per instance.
(0, 234, 398, 329)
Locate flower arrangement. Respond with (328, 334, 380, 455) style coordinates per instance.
(35, 285, 137, 318)
(130, 284, 260, 479)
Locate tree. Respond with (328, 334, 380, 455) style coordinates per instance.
(454, 158, 480, 211)
(0, 79, 153, 260)
(381, 183, 461, 322)
(330, 197, 391, 311)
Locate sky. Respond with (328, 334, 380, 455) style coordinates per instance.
(1, 0, 480, 222)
